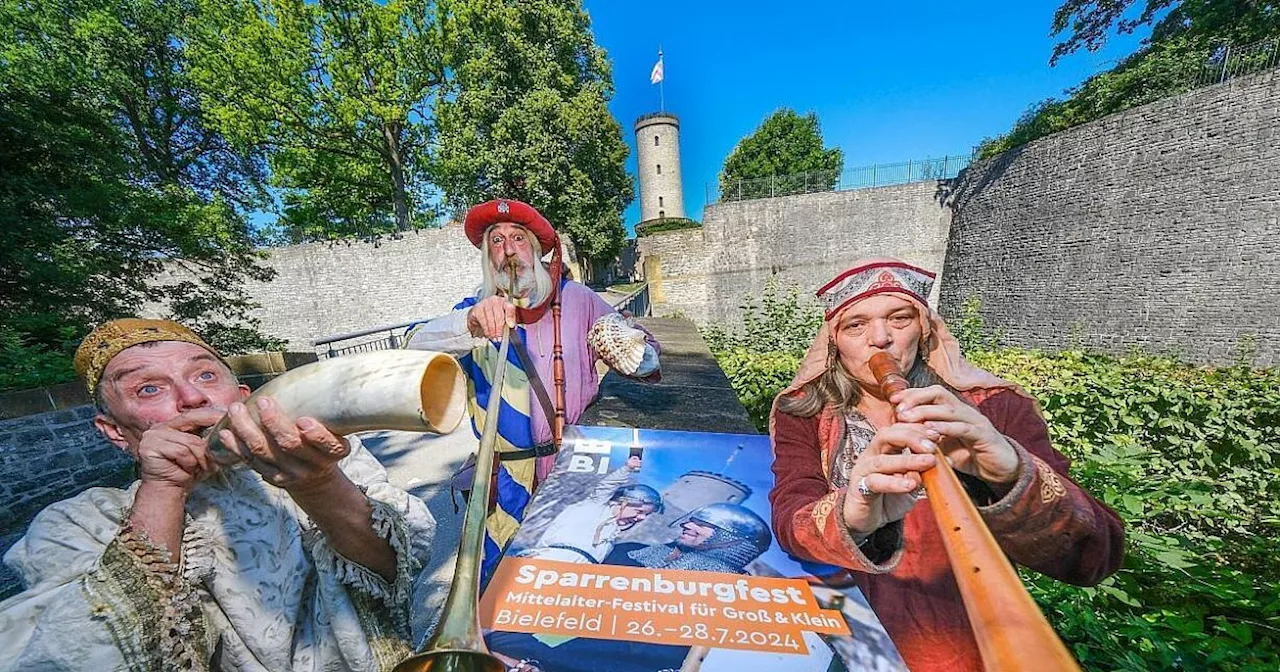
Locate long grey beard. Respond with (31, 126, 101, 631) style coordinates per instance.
(495, 264, 539, 303)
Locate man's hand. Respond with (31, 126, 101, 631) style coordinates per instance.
(841, 423, 938, 537)
(135, 408, 224, 493)
(130, 408, 224, 554)
(468, 295, 516, 340)
(892, 385, 1021, 485)
(218, 396, 400, 579)
(217, 396, 350, 493)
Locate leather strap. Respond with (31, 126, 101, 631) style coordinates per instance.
(512, 334, 559, 434)
(499, 443, 557, 461)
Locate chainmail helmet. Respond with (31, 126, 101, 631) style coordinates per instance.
(627, 502, 772, 573)
(684, 503, 771, 558)
(609, 484, 663, 513)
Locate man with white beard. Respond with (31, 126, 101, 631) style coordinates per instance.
(405, 199, 660, 580)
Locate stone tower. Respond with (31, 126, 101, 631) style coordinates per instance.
(634, 113, 685, 222)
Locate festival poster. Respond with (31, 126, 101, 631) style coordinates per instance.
(479, 425, 908, 672)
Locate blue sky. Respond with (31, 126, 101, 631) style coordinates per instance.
(584, 0, 1151, 234)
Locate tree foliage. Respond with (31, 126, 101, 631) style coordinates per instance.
(0, 0, 281, 390)
(1049, 0, 1280, 66)
(1, 0, 639, 389)
(980, 0, 1280, 158)
(706, 289, 1280, 669)
(189, 0, 445, 240)
(432, 0, 634, 276)
(718, 109, 844, 200)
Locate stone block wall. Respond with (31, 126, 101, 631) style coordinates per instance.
(638, 181, 952, 324)
(144, 223, 587, 351)
(143, 223, 484, 351)
(941, 69, 1280, 365)
(0, 406, 132, 536)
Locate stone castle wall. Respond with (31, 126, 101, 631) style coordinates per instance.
(940, 69, 1280, 365)
(639, 181, 952, 324)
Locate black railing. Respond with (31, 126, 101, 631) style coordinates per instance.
(313, 321, 419, 359)
(707, 154, 973, 205)
(615, 284, 651, 318)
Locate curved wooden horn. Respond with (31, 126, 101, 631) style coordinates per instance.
(869, 351, 1081, 671)
(205, 350, 468, 466)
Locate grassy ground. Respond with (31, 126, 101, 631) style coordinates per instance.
(606, 282, 644, 295)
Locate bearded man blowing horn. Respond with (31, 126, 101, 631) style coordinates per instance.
(405, 199, 661, 580)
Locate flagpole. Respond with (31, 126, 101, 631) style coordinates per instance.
(659, 47, 664, 112)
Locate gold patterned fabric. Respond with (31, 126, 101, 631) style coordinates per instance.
(74, 318, 221, 394)
(84, 523, 210, 672)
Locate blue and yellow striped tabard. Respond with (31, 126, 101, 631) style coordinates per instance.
(452, 296, 540, 581)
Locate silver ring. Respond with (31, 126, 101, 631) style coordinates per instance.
(856, 476, 873, 498)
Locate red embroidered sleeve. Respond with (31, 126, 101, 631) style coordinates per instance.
(974, 391, 1126, 586)
(769, 410, 902, 573)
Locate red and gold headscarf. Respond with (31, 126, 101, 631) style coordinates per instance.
(780, 256, 1029, 404)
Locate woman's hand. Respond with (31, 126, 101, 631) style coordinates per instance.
(891, 385, 1020, 485)
(841, 423, 938, 537)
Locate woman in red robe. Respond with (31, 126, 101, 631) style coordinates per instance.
(768, 257, 1124, 671)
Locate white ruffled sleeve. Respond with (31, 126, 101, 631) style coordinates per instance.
(306, 435, 436, 638)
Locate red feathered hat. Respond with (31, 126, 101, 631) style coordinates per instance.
(464, 199, 559, 252)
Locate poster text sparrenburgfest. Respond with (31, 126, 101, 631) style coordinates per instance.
(479, 425, 909, 672)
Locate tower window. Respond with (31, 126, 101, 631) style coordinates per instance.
(654, 135, 660, 147)
(656, 164, 662, 175)
(659, 210, 665, 219)
(659, 196, 664, 207)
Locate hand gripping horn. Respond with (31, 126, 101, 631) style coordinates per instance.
(205, 350, 468, 465)
(868, 351, 1081, 672)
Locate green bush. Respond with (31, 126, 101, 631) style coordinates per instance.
(975, 348, 1280, 670)
(0, 325, 79, 390)
(704, 290, 1280, 670)
(635, 218, 701, 236)
(702, 278, 823, 428)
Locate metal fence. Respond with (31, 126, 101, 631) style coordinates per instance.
(1192, 37, 1280, 88)
(314, 321, 418, 358)
(615, 283, 651, 318)
(708, 154, 972, 205)
(312, 285, 651, 357)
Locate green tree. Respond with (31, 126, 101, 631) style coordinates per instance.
(189, 0, 445, 240)
(0, 0, 281, 390)
(979, 1, 1280, 158)
(432, 0, 634, 281)
(1049, 0, 1280, 66)
(718, 109, 845, 201)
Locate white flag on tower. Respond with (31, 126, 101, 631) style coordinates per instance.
(649, 53, 664, 84)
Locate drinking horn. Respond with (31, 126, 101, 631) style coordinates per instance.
(205, 350, 468, 466)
